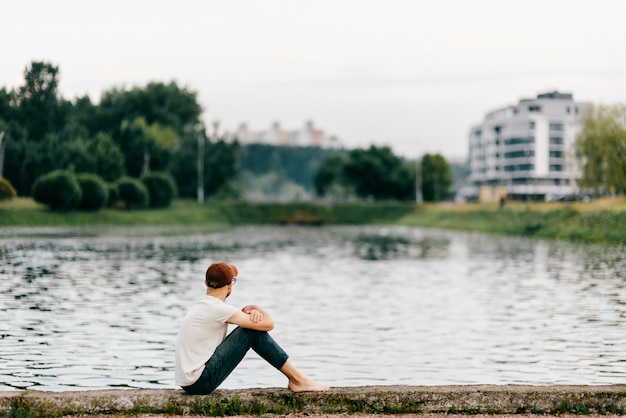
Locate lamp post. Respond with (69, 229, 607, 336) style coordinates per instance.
(212, 120, 220, 143)
(197, 125, 205, 204)
(415, 156, 423, 204)
(197, 117, 220, 205)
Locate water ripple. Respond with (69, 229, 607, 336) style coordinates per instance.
(1, 225, 625, 390)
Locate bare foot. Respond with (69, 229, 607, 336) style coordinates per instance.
(288, 377, 330, 393)
(280, 360, 329, 392)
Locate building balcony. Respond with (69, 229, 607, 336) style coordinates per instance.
(503, 156, 534, 166)
(502, 143, 534, 153)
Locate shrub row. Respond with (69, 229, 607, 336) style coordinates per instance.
(31, 170, 177, 211)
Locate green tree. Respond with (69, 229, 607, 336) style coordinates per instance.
(204, 139, 241, 197)
(13, 61, 68, 142)
(89, 82, 203, 187)
(169, 134, 240, 199)
(21, 136, 63, 194)
(67, 95, 97, 135)
(575, 104, 626, 194)
(342, 145, 414, 200)
(2, 61, 78, 196)
(168, 132, 200, 198)
(118, 117, 177, 177)
(56, 137, 95, 173)
(0, 64, 53, 194)
(0, 88, 13, 122)
(86, 132, 126, 182)
(421, 153, 452, 202)
(2, 63, 210, 199)
(93, 81, 202, 137)
(20, 134, 94, 185)
(313, 152, 349, 197)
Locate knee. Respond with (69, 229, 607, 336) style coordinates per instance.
(237, 327, 267, 342)
(237, 327, 264, 334)
(239, 327, 265, 337)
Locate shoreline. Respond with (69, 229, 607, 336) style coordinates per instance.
(2, 385, 626, 417)
(1, 198, 626, 244)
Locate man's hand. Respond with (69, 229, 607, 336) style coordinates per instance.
(228, 304, 274, 331)
(242, 305, 264, 323)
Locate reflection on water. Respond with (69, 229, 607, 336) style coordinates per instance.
(353, 233, 449, 260)
(1, 225, 625, 391)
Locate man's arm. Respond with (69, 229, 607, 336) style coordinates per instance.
(227, 305, 274, 331)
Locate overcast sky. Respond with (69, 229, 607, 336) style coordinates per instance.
(2, 0, 625, 160)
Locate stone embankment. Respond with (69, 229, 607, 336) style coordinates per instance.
(2, 385, 626, 417)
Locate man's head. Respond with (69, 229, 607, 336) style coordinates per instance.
(205, 262, 238, 289)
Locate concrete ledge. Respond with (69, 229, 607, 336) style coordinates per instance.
(2, 385, 626, 417)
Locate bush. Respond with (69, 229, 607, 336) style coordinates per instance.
(106, 182, 120, 207)
(0, 177, 17, 201)
(31, 170, 82, 211)
(141, 172, 178, 208)
(76, 173, 108, 211)
(116, 176, 149, 209)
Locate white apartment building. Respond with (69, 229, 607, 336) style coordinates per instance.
(466, 91, 592, 201)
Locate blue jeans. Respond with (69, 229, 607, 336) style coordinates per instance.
(182, 327, 289, 394)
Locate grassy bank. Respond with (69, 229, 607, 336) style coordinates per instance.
(0, 198, 229, 227)
(400, 197, 626, 244)
(1, 197, 625, 244)
(0, 198, 415, 228)
(215, 200, 415, 225)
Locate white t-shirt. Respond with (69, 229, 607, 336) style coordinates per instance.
(175, 295, 239, 387)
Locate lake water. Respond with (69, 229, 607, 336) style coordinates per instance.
(1, 225, 625, 391)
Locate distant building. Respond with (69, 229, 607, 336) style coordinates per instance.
(234, 120, 340, 148)
(463, 91, 592, 202)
